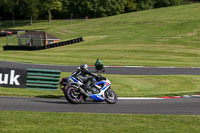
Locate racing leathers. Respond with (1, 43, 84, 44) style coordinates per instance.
(71, 67, 98, 90)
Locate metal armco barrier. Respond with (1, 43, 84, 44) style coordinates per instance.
(26, 69, 61, 90)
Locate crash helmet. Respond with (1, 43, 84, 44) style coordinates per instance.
(80, 63, 88, 70)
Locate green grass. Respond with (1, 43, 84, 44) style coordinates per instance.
(109, 74, 200, 97)
(0, 87, 63, 98)
(0, 111, 200, 133)
(1, 73, 200, 97)
(1, 4, 200, 66)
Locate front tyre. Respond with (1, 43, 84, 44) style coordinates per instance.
(64, 86, 83, 104)
(104, 88, 117, 104)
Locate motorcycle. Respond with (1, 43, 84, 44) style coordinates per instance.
(60, 75, 117, 104)
(95, 64, 105, 72)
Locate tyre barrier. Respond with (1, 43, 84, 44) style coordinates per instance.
(3, 37, 83, 51)
(26, 69, 61, 90)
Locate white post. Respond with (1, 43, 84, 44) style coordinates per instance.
(40, 35, 43, 46)
(18, 32, 21, 46)
(29, 35, 31, 46)
(71, 13, 73, 25)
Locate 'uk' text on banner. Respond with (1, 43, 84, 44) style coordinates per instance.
(0, 67, 27, 88)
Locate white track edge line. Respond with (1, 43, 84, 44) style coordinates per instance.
(118, 97, 164, 100)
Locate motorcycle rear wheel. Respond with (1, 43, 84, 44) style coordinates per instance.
(104, 88, 118, 104)
(64, 86, 83, 104)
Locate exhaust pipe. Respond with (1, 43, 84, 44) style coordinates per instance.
(79, 87, 90, 97)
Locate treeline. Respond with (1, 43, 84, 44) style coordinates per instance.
(0, 0, 184, 24)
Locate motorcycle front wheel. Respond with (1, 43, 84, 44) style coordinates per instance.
(64, 86, 83, 104)
(104, 88, 118, 104)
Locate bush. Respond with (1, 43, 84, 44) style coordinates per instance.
(154, 0, 183, 8)
(136, 0, 156, 10)
(136, 0, 183, 11)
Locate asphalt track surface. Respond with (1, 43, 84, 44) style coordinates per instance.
(0, 97, 200, 115)
(1, 60, 200, 75)
(1, 60, 200, 115)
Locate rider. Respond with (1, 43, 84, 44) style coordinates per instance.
(71, 64, 99, 90)
(95, 58, 104, 71)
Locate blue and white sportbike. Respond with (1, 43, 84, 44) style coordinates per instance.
(60, 75, 117, 104)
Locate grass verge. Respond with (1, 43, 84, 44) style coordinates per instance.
(0, 111, 200, 133)
(0, 73, 200, 98)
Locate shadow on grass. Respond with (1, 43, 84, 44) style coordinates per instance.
(0, 20, 47, 31)
(0, 20, 29, 30)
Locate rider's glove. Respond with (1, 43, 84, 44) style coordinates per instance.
(97, 75, 102, 80)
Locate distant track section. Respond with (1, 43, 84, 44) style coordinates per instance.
(1, 60, 200, 75)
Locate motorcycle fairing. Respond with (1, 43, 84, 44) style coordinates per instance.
(90, 94, 104, 101)
(69, 77, 79, 82)
(95, 81, 111, 91)
(89, 81, 111, 101)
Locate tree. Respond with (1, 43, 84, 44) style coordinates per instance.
(20, 0, 39, 26)
(41, 0, 62, 24)
(1, 0, 19, 26)
(59, 0, 69, 19)
(136, 0, 156, 10)
(0, 0, 3, 20)
(124, 0, 137, 12)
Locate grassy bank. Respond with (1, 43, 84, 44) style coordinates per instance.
(1, 73, 200, 97)
(0, 111, 200, 133)
(0, 4, 200, 67)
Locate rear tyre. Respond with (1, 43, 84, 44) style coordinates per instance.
(104, 88, 117, 104)
(63, 86, 83, 104)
